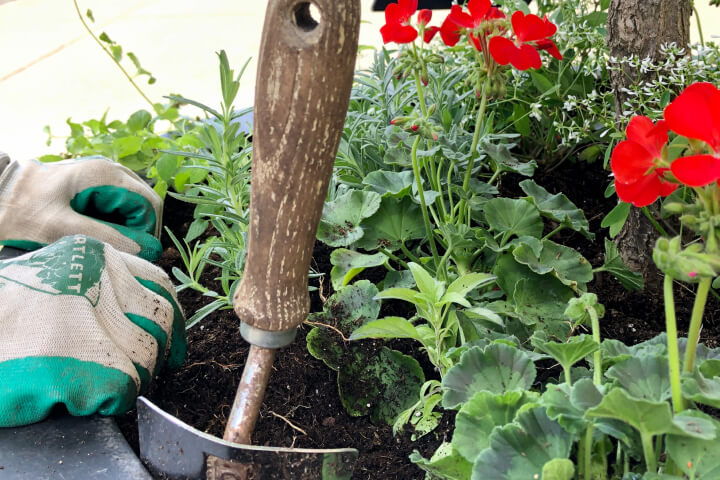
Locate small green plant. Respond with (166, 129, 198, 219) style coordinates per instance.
(165, 51, 253, 326)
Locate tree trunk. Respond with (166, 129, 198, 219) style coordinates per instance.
(607, 0, 691, 291)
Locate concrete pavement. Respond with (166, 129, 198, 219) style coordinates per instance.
(0, 1, 717, 160)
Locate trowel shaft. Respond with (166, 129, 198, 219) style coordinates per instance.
(223, 345, 276, 444)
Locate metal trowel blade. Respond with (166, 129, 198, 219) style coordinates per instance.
(137, 397, 358, 480)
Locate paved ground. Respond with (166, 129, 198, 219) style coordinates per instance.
(0, 1, 717, 160)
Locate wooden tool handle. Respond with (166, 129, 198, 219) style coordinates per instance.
(234, 0, 360, 334)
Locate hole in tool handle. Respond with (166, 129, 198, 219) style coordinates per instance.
(293, 2, 321, 32)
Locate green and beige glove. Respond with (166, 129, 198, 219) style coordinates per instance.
(0, 235, 186, 427)
(0, 154, 163, 261)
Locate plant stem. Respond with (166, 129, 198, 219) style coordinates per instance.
(684, 277, 711, 372)
(589, 307, 603, 385)
(461, 77, 490, 194)
(414, 72, 429, 116)
(72, 0, 154, 109)
(563, 366, 572, 386)
(693, 1, 706, 48)
(379, 248, 411, 271)
(641, 433, 657, 473)
(640, 207, 670, 237)
(400, 242, 423, 266)
(542, 224, 565, 241)
(411, 136, 442, 276)
(583, 425, 594, 480)
(664, 275, 685, 413)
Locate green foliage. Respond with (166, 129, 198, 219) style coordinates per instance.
(472, 407, 575, 480)
(163, 52, 254, 324)
(317, 190, 382, 247)
(441, 344, 537, 409)
(306, 281, 424, 424)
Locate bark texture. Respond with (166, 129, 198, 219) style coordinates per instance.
(233, 0, 361, 333)
(607, 0, 691, 291)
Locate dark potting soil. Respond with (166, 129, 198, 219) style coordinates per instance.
(118, 158, 720, 478)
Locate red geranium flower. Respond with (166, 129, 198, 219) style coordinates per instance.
(381, 0, 419, 44)
(665, 82, 720, 187)
(488, 11, 562, 70)
(439, 0, 504, 49)
(611, 116, 677, 207)
(417, 9, 440, 42)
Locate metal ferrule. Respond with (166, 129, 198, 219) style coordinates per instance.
(239, 322, 297, 349)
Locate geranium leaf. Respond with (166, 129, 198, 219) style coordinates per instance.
(317, 190, 381, 247)
(362, 170, 414, 198)
(355, 196, 425, 251)
(473, 407, 574, 480)
(541, 379, 603, 434)
(520, 179, 593, 239)
(666, 412, 720, 478)
(329, 248, 387, 291)
(442, 344, 536, 409)
(338, 346, 424, 424)
(481, 140, 537, 177)
(682, 370, 720, 409)
(452, 391, 536, 463)
(315, 280, 380, 334)
(585, 387, 674, 439)
(606, 355, 671, 402)
(535, 335, 599, 373)
(512, 239, 593, 290)
(484, 197, 543, 239)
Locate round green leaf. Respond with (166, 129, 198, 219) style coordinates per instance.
(362, 170, 414, 198)
(606, 355, 671, 402)
(484, 198, 543, 239)
(317, 190, 381, 247)
(338, 347, 424, 424)
(442, 344, 536, 409)
(355, 196, 425, 251)
(472, 407, 574, 480)
(452, 391, 536, 463)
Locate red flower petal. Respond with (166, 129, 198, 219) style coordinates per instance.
(440, 11, 464, 46)
(380, 22, 418, 44)
(423, 26, 440, 43)
(611, 139, 658, 184)
(670, 154, 720, 187)
(511, 11, 557, 43)
(664, 82, 720, 152)
(446, 4, 474, 29)
(467, 0, 492, 25)
(385, 0, 418, 25)
(625, 116, 668, 159)
(615, 175, 666, 207)
(512, 43, 542, 70)
(488, 35, 516, 65)
(487, 7, 506, 20)
(534, 38, 563, 60)
(417, 9, 432, 26)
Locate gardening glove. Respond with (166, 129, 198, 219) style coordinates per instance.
(0, 154, 163, 261)
(0, 235, 186, 427)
